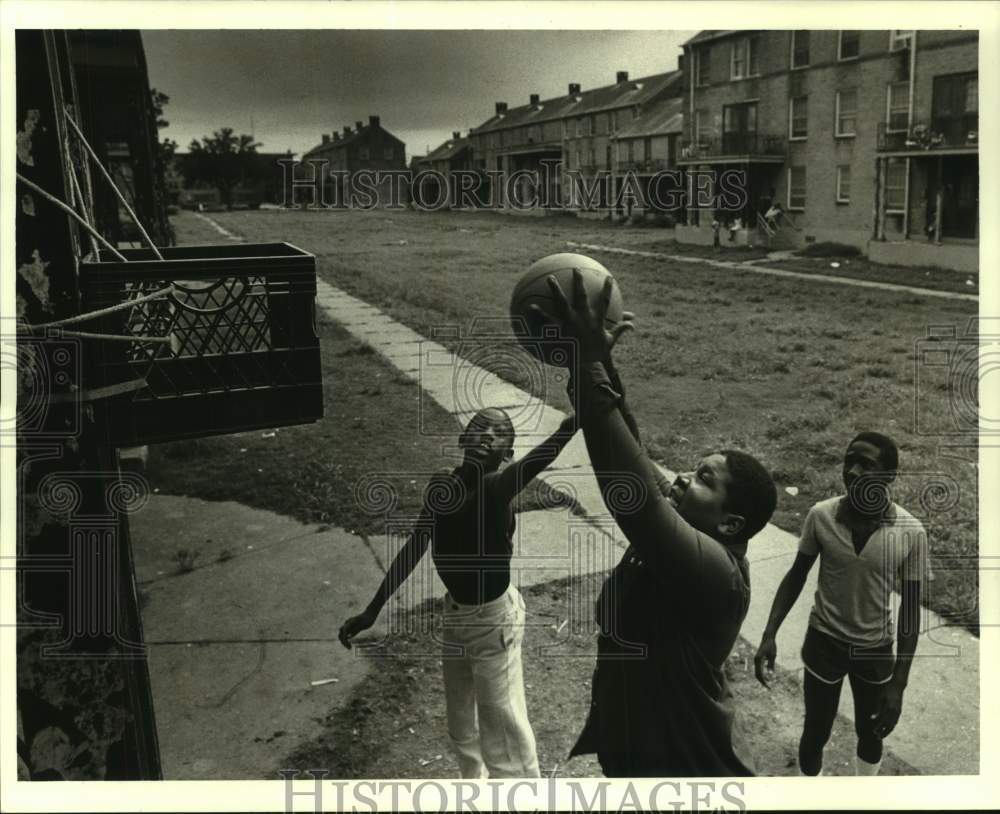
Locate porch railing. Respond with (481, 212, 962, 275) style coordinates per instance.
(876, 117, 978, 151)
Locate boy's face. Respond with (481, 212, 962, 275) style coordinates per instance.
(460, 412, 514, 471)
(843, 440, 893, 513)
(666, 453, 745, 541)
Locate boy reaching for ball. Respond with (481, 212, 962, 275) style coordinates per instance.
(534, 270, 777, 776)
(339, 407, 578, 778)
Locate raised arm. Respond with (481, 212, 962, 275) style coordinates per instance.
(494, 414, 578, 503)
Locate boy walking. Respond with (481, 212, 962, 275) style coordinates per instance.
(339, 407, 577, 778)
(754, 432, 928, 776)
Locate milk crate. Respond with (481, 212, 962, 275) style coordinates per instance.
(80, 242, 323, 446)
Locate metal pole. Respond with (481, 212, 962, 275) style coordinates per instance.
(64, 113, 165, 260)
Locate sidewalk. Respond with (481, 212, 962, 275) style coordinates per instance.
(312, 278, 980, 776)
(564, 240, 978, 303)
(137, 213, 976, 777)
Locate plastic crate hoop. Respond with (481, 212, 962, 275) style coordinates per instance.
(80, 242, 323, 446)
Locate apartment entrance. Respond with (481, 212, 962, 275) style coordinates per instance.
(935, 155, 978, 239)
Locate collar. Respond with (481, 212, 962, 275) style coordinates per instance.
(836, 495, 897, 526)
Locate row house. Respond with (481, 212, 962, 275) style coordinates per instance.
(412, 131, 476, 208)
(298, 115, 407, 206)
(677, 29, 978, 271)
(611, 96, 685, 217)
(468, 70, 685, 212)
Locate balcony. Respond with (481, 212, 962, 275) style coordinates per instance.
(616, 158, 672, 173)
(678, 134, 786, 164)
(876, 118, 978, 153)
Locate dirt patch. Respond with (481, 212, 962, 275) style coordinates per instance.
(282, 574, 917, 778)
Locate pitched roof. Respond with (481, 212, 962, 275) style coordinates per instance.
(683, 30, 748, 47)
(614, 97, 684, 139)
(470, 70, 682, 134)
(424, 136, 471, 162)
(303, 122, 404, 158)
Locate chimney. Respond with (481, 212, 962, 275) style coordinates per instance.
(333, 132, 340, 142)
(530, 93, 540, 105)
(343, 126, 351, 136)
(495, 101, 508, 115)
(355, 120, 364, 131)
(568, 83, 581, 95)
(322, 134, 330, 144)
(617, 70, 629, 83)
(452, 131, 461, 139)
(369, 115, 380, 127)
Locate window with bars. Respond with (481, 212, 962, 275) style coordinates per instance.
(791, 30, 810, 68)
(789, 96, 808, 139)
(788, 166, 806, 209)
(836, 89, 858, 136)
(836, 165, 851, 203)
(887, 81, 910, 132)
(839, 31, 860, 60)
(885, 159, 907, 212)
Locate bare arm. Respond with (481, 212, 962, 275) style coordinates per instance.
(754, 552, 818, 686)
(872, 579, 921, 737)
(494, 414, 578, 503)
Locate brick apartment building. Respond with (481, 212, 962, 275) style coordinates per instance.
(676, 29, 978, 271)
(411, 131, 475, 208)
(298, 115, 407, 206)
(468, 70, 685, 212)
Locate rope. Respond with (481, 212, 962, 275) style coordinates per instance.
(22, 285, 175, 330)
(64, 113, 165, 260)
(48, 329, 172, 344)
(16, 173, 127, 262)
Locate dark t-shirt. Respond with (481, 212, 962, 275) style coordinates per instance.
(429, 468, 516, 605)
(570, 542, 754, 777)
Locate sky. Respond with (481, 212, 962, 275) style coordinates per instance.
(142, 30, 693, 161)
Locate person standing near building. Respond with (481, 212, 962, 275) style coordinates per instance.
(754, 432, 928, 776)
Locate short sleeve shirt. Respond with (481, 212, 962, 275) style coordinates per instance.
(799, 496, 930, 646)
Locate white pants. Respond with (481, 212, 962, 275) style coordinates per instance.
(441, 584, 540, 778)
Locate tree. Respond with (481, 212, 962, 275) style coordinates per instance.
(185, 128, 261, 208)
(150, 88, 177, 165)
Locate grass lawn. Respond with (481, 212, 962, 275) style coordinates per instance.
(166, 208, 978, 631)
(282, 576, 916, 778)
(763, 255, 978, 296)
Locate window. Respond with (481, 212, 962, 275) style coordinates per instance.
(383, 146, 395, 160)
(885, 158, 907, 212)
(589, 147, 596, 168)
(788, 166, 807, 210)
(731, 41, 745, 79)
(696, 46, 712, 86)
(836, 89, 858, 136)
(576, 118, 585, 137)
(789, 96, 808, 139)
(360, 146, 370, 161)
(839, 31, 860, 60)
(609, 111, 617, 133)
(632, 106, 640, 120)
(886, 81, 910, 132)
(889, 30, 913, 52)
(731, 36, 760, 80)
(836, 165, 851, 203)
(791, 30, 810, 69)
(626, 141, 634, 163)
(643, 136, 652, 161)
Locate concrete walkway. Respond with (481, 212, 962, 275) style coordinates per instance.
(565, 240, 978, 303)
(140, 212, 976, 777)
(312, 279, 979, 776)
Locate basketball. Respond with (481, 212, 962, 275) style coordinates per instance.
(509, 253, 624, 367)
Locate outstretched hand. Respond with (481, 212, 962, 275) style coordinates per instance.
(530, 270, 635, 365)
(338, 608, 377, 649)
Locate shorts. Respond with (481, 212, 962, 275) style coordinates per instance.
(801, 625, 895, 686)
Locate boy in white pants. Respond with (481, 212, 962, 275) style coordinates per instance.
(339, 407, 577, 778)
